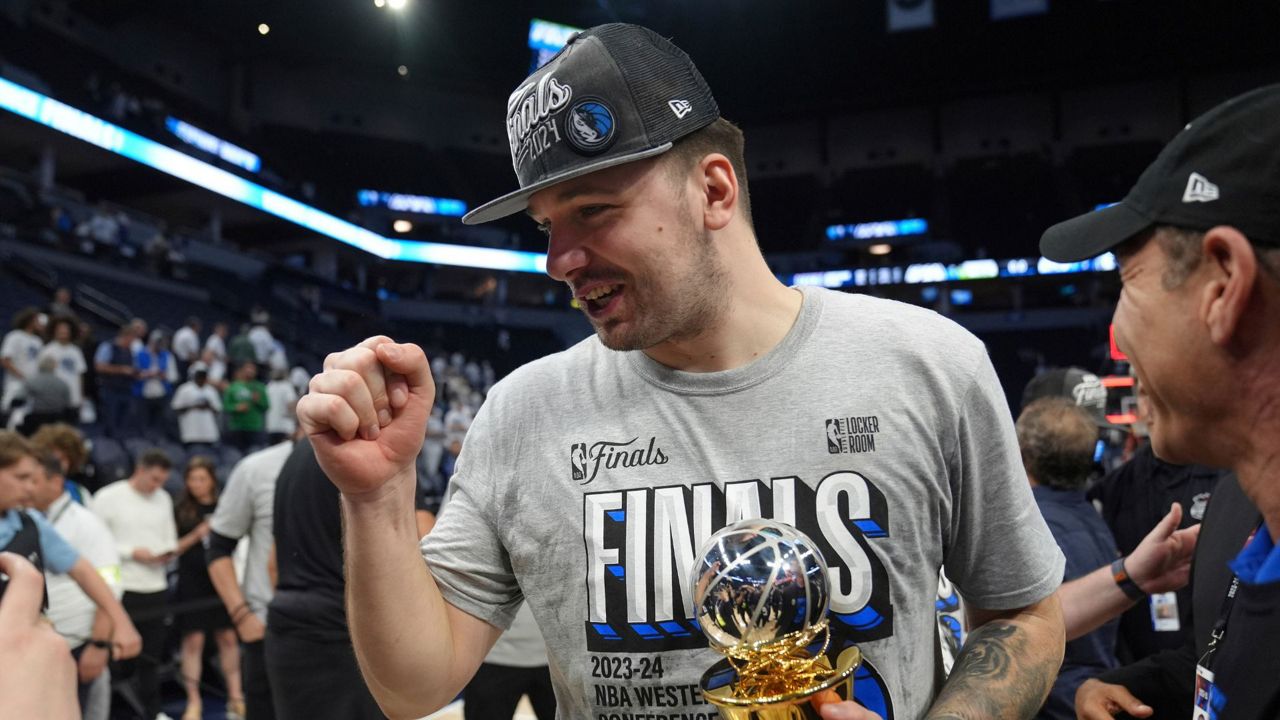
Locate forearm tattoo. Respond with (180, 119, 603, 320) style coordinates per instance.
(924, 621, 1057, 720)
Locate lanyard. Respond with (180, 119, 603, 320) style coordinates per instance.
(49, 496, 73, 526)
(1199, 522, 1261, 671)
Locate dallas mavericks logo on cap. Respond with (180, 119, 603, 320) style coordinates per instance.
(566, 98, 617, 154)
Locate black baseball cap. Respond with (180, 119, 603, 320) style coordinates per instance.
(1041, 84, 1280, 262)
(1021, 367, 1117, 429)
(462, 23, 720, 226)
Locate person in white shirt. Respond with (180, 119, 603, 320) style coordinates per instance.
(265, 367, 298, 444)
(172, 317, 202, 378)
(93, 449, 178, 720)
(1, 307, 45, 414)
(38, 317, 88, 411)
(204, 322, 229, 365)
(172, 364, 222, 451)
(443, 398, 472, 448)
(27, 451, 123, 720)
(248, 324, 274, 365)
(207, 438, 297, 720)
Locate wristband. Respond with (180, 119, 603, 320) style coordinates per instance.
(1111, 557, 1146, 601)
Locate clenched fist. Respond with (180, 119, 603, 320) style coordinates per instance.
(298, 336, 435, 497)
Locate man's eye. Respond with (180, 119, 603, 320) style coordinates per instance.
(580, 205, 607, 219)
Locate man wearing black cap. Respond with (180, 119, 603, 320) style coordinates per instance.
(300, 24, 1068, 720)
(1041, 84, 1280, 719)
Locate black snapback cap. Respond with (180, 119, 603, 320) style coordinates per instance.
(1041, 84, 1280, 262)
(1021, 367, 1117, 429)
(462, 23, 720, 226)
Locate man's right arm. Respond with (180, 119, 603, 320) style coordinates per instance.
(1060, 503, 1199, 640)
(298, 337, 502, 719)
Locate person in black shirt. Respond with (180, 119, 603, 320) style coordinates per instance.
(1076, 474, 1258, 719)
(267, 437, 431, 720)
(173, 456, 243, 720)
(1042, 84, 1280, 720)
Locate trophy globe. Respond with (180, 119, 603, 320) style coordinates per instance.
(690, 518, 860, 720)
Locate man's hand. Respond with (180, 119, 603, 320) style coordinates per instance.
(235, 612, 266, 643)
(1126, 503, 1200, 594)
(132, 547, 161, 564)
(0, 553, 78, 720)
(78, 643, 109, 682)
(112, 617, 142, 660)
(297, 336, 434, 498)
(1074, 678, 1153, 719)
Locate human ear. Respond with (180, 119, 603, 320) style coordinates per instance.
(1200, 226, 1257, 346)
(698, 153, 738, 232)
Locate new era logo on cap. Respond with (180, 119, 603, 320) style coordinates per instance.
(668, 99, 693, 119)
(1182, 172, 1220, 203)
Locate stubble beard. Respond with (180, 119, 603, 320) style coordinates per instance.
(591, 225, 730, 352)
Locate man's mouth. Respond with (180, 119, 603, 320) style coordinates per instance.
(578, 283, 623, 318)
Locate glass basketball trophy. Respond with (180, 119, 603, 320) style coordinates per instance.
(691, 518, 860, 720)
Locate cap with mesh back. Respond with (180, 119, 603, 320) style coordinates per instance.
(461, 23, 720, 226)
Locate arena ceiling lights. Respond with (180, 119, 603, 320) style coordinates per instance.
(0, 76, 547, 274)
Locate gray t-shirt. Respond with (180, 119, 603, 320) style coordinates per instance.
(422, 287, 1064, 720)
(210, 440, 294, 623)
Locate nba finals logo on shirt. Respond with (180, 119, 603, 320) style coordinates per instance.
(825, 416, 881, 454)
(570, 437, 669, 485)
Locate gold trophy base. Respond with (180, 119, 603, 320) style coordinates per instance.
(699, 647, 861, 720)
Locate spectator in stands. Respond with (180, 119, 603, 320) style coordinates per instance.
(207, 437, 298, 720)
(443, 397, 472, 448)
(173, 457, 243, 720)
(38, 316, 87, 420)
(1, 307, 45, 419)
(172, 363, 222, 455)
(224, 361, 268, 453)
(265, 367, 298, 445)
(204, 322, 229, 366)
(198, 347, 229, 390)
(288, 365, 310, 399)
(248, 321, 275, 366)
(76, 320, 99, 424)
(128, 317, 148, 354)
(26, 450, 123, 720)
(421, 405, 446, 489)
(19, 355, 73, 434)
(172, 316, 202, 380)
(79, 202, 121, 252)
(267, 339, 289, 376)
(93, 449, 178, 720)
(30, 423, 96, 503)
(228, 325, 257, 368)
(47, 287, 74, 319)
(440, 438, 463, 480)
(93, 325, 137, 439)
(135, 330, 179, 438)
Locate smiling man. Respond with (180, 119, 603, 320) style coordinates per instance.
(1041, 84, 1280, 720)
(299, 23, 1066, 720)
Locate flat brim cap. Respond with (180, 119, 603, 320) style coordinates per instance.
(463, 24, 720, 226)
(1039, 201, 1154, 264)
(461, 143, 673, 225)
